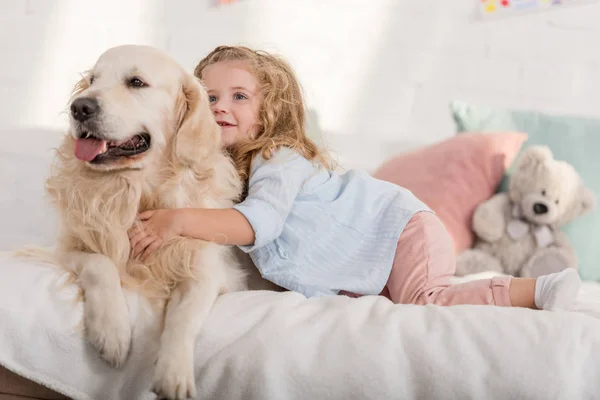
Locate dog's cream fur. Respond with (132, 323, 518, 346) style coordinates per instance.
(37, 45, 250, 399)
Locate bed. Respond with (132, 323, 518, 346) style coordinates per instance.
(2, 127, 600, 400)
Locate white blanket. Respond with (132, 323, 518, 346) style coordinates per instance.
(1, 252, 600, 400)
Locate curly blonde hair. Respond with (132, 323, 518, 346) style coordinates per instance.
(194, 45, 331, 196)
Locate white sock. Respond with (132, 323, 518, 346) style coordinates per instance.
(534, 268, 581, 311)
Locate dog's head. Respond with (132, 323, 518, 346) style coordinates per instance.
(68, 44, 218, 171)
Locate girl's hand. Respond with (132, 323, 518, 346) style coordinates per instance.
(128, 209, 183, 261)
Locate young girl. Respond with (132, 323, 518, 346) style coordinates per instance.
(128, 45, 580, 311)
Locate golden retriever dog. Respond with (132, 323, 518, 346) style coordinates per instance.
(41, 44, 248, 399)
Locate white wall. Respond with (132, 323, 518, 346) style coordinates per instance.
(2, 0, 600, 171)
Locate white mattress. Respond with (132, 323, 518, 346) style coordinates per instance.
(1, 253, 599, 400)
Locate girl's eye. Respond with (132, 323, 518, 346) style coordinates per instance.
(208, 95, 217, 103)
(234, 93, 248, 100)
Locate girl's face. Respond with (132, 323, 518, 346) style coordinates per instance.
(202, 60, 261, 147)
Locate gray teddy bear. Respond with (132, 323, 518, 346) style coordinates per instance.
(456, 145, 596, 278)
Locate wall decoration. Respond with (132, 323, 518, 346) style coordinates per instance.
(480, 0, 598, 18)
(213, 0, 241, 6)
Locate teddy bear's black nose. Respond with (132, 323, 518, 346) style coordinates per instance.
(533, 203, 548, 215)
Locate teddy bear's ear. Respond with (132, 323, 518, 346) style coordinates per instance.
(581, 187, 596, 215)
(516, 145, 554, 170)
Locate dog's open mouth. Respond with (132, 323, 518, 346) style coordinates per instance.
(74, 133, 151, 163)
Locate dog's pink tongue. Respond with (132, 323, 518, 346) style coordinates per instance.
(74, 138, 105, 161)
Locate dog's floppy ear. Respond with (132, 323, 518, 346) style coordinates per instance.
(173, 73, 221, 166)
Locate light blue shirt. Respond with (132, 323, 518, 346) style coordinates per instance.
(233, 147, 432, 298)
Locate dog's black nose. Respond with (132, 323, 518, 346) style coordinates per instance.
(71, 97, 99, 122)
(533, 203, 548, 215)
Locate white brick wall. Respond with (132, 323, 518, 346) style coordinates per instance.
(1, 0, 600, 171)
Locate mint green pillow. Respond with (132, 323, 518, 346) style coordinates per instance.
(450, 100, 600, 281)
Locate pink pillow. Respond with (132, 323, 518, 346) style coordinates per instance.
(372, 132, 528, 253)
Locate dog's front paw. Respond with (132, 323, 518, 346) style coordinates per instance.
(152, 350, 196, 400)
(83, 288, 132, 368)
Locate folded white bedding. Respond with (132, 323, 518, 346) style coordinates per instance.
(1, 252, 599, 400)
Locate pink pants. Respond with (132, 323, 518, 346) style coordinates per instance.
(345, 212, 512, 306)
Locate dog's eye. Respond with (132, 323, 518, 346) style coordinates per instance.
(541, 190, 546, 196)
(89, 75, 95, 85)
(128, 77, 147, 88)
